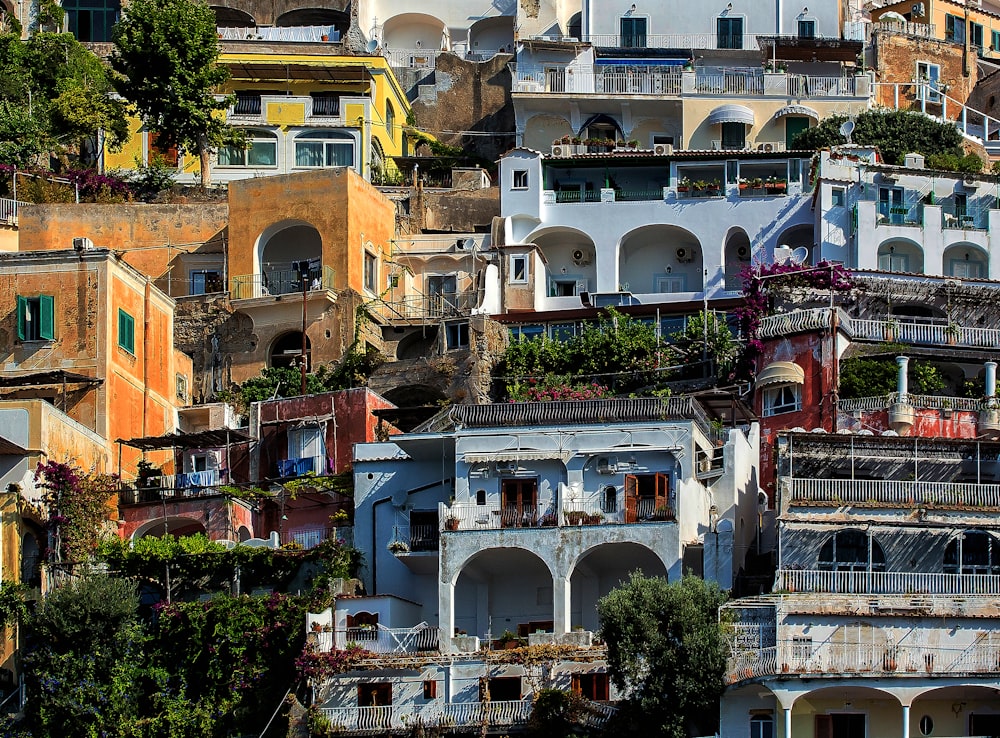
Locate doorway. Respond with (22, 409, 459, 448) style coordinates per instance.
(500, 478, 538, 527)
(624, 473, 670, 522)
(785, 116, 810, 149)
(815, 713, 865, 738)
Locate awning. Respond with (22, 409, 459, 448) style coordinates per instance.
(597, 58, 687, 66)
(707, 104, 754, 126)
(878, 11, 908, 23)
(118, 428, 253, 451)
(773, 105, 820, 121)
(756, 361, 805, 388)
(463, 450, 572, 463)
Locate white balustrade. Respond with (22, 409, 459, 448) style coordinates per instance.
(340, 624, 440, 653)
(582, 32, 762, 49)
(0, 198, 28, 224)
(775, 569, 1000, 595)
(320, 701, 534, 732)
(837, 391, 985, 413)
(757, 308, 832, 337)
(788, 478, 1000, 508)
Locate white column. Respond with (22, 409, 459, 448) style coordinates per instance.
(896, 356, 909, 400)
(439, 578, 455, 653)
(986, 361, 997, 398)
(553, 574, 571, 635)
(902, 704, 910, 738)
(783, 707, 792, 738)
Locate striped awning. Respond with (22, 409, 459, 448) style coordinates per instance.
(707, 104, 755, 126)
(756, 361, 805, 388)
(773, 105, 820, 121)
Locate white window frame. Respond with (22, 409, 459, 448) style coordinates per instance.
(512, 169, 529, 190)
(762, 384, 802, 416)
(294, 130, 355, 169)
(831, 187, 846, 208)
(656, 275, 687, 293)
(916, 61, 941, 103)
(364, 251, 378, 293)
(217, 130, 278, 168)
(510, 254, 529, 283)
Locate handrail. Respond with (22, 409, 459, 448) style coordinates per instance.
(787, 478, 1000, 508)
(837, 392, 986, 413)
(775, 569, 1000, 595)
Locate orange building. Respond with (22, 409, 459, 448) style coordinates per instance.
(0, 248, 193, 476)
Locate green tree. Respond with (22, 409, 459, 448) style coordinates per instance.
(597, 573, 729, 738)
(838, 356, 946, 399)
(111, 0, 238, 187)
(791, 110, 965, 164)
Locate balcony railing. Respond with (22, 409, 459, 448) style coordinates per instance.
(321, 701, 533, 733)
(277, 456, 328, 477)
(376, 292, 477, 321)
(283, 527, 337, 549)
(336, 623, 440, 654)
(942, 210, 988, 230)
(876, 200, 922, 226)
(837, 392, 985, 413)
(442, 497, 674, 531)
(118, 472, 227, 504)
(382, 48, 441, 69)
(757, 308, 831, 338)
(513, 69, 683, 95)
(392, 523, 439, 552)
(582, 32, 762, 49)
(786, 478, 1000, 509)
(217, 25, 340, 43)
(230, 265, 335, 300)
(0, 198, 29, 225)
(776, 569, 1000, 595)
(727, 639, 1000, 684)
(785, 75, 857, 97)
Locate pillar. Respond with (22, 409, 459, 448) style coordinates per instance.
(553, 574, 571, 635)
(439, 578, 455, 653)
(783, 707, 791, 738)
(902, 704, 910, 738)
(986, 361, 997, 398)
(896, 356, 909, 400)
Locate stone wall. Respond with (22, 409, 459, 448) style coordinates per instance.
(874, 31, 974, 116)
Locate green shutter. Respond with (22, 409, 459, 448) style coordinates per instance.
(118, 309, 135, 354)
(38, 295, 54, 340)
(16, 296, 26, 340)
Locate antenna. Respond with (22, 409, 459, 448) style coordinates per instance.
(365, 39, 379, 53)
(789, 246, 810, 264)
(839, 119, 855, 144)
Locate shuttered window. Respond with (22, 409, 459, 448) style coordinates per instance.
(118, 309, 135, 354)
(16, 295, 54, 341)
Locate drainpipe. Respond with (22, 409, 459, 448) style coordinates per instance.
(986, 361, 997, 399)
(896, 356, 909, 402)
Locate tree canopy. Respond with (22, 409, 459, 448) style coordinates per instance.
(111, 0, 238, 187)
(791, 109, 967, 165)
(597, 573, 729, 738)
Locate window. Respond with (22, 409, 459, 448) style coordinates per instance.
(571, 673, 610, 701)
(797, 19, 816, 38)
(512, 169, 528, 189)
(550, 322, 577, 341)
(717, 17, 743, 49)
(310, 93, 340, 117)
(509, 324, 544, 341)
(945, 14, 964, 43)
(831, 187, 846, 207)
(762, 384, 801, 416)
(385, 101, 395, 142)
(175, 374, 188, 403)
(118, 309, 135, 354)
(656, 275, 686, 293)
(190, 270, 223, 295)
(721, 121, 746, 150)
(970, 21, 984, 48)
(500, 478, 538, 527)
(287, 426, 324, 474)
(364, 251, 378, 293)
(295, 131, 354, 168)
(949, 257, 983, 278)
(475, 489, 487, 505)
(358, 683, 391, 706)
(750, 714, 775, 738)
(993, 30, 1000, 51)
(510, 255, 528, 283)
(624, 473, 671, 522)
(422, 681, 437, 699)
(446, 322, 469, 349)
(620, 16, 647, 47)
(217, 131, 277, 167)
(944, 530, 1000, 575)
(16, 295, 54, 341)
(63, 0, 120, 41)
(819, 529, 886, 572)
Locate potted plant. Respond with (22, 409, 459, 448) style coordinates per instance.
(945, 321, 961, 345)
(444, 515, 460, 531)
(677, 177, 691, 193)
(707, 179, 722, 196)
(388, 540, 410, 554)
(565, 510, 586, 525)
(584, 512, 604, 525)
(628, 139, 639, 149)
(539, 512, 558, 526)
(560, 135, 571, 144)
(884, 317, 900, 342)
(765, 176, 787, 194)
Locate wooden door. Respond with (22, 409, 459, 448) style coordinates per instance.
(624, 475, 638, 523)
(814, 715, 833, 738)
(655, 472, 669, 514)
(501, 479, 537, 527)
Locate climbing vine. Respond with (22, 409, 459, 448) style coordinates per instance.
(34, 461, 118, 565)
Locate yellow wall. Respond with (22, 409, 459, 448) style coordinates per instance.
(877, 0, 1000, 58)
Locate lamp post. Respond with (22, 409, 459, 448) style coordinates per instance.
(298, 261, 308, 394)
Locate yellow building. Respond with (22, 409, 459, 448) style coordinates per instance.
(874, 0, 1000, 60)
(105, 49, 414, 186)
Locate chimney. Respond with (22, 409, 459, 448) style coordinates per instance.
(986, 361, 997, 399)
(896, 356, 909, 400)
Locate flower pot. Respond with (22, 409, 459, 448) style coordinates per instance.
(321, 34, 329, 41)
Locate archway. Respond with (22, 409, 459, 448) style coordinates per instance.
(775, 224, 814, 265)
(910, 684, 1000, 737)
(944, 529, 1000, 574)
(567, 12, 582, 40)
(468, 16, 514, 55)
(382, 13, 446, 50)
(723, 227, 752, 290)
(579, 113, 624, 143)
(270, 331, 311, 370)
(943, 242, 988, 279)
(381, 383, 446, 407)
(454, 548, 554, 640)
(275, 7, 348, 29)
(522, 114, 572, 151)
(237, 525, 252, 542)
(569, 542, 667, 631)
(394, 329, 439, 360)
(818, 529, 886, 572)
(878, 238, 924, 274)
(526, 227, 598, 297)
(790, 685, 902, 736)
(211, 6, 254, 26)
(619, 224, 703, 294)
(132, 516, 207, 539)
(255, 219, 323, 296)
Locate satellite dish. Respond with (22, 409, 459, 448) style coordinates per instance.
(789, 246, 810, 264)
(839, 119, 855, 144)
(366, 39, 379, 53)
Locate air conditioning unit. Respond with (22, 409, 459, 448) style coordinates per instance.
(963, 175, 980, 187)
(551, 144, 568, 157)
(456, 238, 469, 250)
(760, 142, 775, 153)
(496, 460, 518, 473)
(911, 2, 925, 16)
(676, 247, 694, 263)
(654, 143, 673, 156)
(572, 249, 592, 266)
(597, 456, 618, 474)
(737, 245, 751, 261)
(72, 237, 94, 251)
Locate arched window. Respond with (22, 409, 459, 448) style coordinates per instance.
(818, 529, 886, 572)
(218, 130, 277, 167)
(385, 100, 395, 144)
(944, 530, 1000, 575)
(294, 131, 355, 168)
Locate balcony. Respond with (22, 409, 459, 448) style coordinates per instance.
(376, 292, 477, 323)
(217, 25, 340, 43)
(226, 96, 348, 127)
(441, 497, 674, 532)
(277, 456, 327, 477)
(318, 623, 440, 654)
(514, 69, 683, 95)
(876, 200, 923, 227)
(727, 639, 1000, 684)
(321, 701, 532, 734)
(230, 265, 335, 300)
(582, 32, 763, 49)
(837, 392, 987, 414)
(785, 478, 1000, 509)
(0, 198, 29, 226)
(118, 472, 227, 504)
(775, 569, 1000, 595)
(543, 188, 666, 204)
(942, 210, 988, 230)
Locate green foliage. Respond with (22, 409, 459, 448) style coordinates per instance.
(926, 151, 984, 173)
(496, 309, 677, 399)
(34, 461, 118, 565)
(597, 573, 728, 738)
(838, 356, 946, 399)
(23, 576, 144, 737)
(119, 153, 177, 201)
(0, 582, 28, 630)
(111, 0, 238, 187)
(790, 110, 965, 164)
(527, 689, 600, 738)
(670, 311, 738, 381)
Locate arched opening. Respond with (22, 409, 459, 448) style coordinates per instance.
(943, 243, 988, 279)
(382, 13, 447, 50)
(468, 16, 514, 55)
(522, 114, 572, 151)
(570, 543, 667, 631)
(381, 383, 445, 408)
(275, 8, 348, 29)
(944, 530, 1000, 575)
(819, 529, 886, 572)
(567, 12, 582, 40)
(133, 516, 207, 540)
(454, 548, 553, 640)
(294, 130, 355, 169)
(619, 225, 703, 294)
(789, 684, 900, 733)
(526, 227, 598, 297)
(393, 329, 439, 360)
(237, 525, 252, 542)
(723, 227, 752, 290)
(775, 224, 814, 265)
(911, 685, 1000, 737)
(270, 331, 311, 370)
(211, 6, 254, 26)
(578, 113, 624, 143)
(878, 238, 924, 274)
(255, 220, 323, 296)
